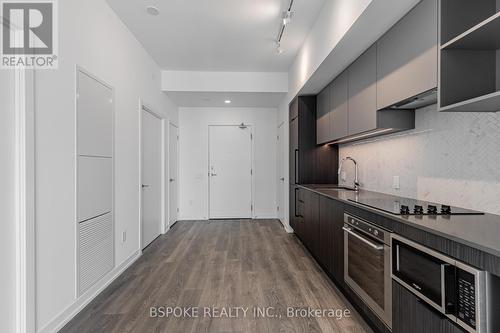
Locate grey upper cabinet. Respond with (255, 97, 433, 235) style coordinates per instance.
(377, 0, 438, 110)
(316, 86, 330, 144)
(330, 70, 349, 141)
(348, 45, 378, 135)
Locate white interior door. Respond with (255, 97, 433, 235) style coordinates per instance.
(209, 125, 252, 219)
(169, 123, 178, 226)
(277, 123, 285, 221)
(141, 109, 162, 249)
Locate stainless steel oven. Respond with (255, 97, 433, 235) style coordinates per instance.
(391, 234, 488, 333)
(344, 214, 392, 329)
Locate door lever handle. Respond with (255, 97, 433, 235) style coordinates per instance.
(142, 184, 150, 188)
(169, 178, 175, 182)
(280, 177, 285, 181)
(210, 173, 217, 176)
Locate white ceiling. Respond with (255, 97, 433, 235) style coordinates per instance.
(106, 0, 326, 72)
(166, 91, 286, 108)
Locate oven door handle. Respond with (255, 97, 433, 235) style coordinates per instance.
(343, 227, 384, 250)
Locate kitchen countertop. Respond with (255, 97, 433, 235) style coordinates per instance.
(297, 184, 500, 258)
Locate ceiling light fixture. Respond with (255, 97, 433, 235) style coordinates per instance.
(224, 100, 231, 104)
(282, 10, 292, 25)
(275, 0, 294, 54)
(276, 42, 283, 55)
(146, 6, 160, 16)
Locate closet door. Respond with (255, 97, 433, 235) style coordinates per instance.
(76, 69, 114, 295)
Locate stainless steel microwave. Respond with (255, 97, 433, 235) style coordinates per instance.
(391, 234, 488, 333)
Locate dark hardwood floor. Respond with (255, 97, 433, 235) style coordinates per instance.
(61, 220, 372, 333)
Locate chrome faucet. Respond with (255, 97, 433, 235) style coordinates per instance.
(338, 157, 360, 192)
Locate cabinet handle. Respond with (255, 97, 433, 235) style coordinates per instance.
(294, 149, 299, 184)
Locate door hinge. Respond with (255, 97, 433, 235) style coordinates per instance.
(250, 134, 253, 140)
(250, 169, 253, 175)
(251, 204, 253, 211)
(277, 205, 280, 211)
(277, 135, 280, 141)
(177, 208, 179, 212)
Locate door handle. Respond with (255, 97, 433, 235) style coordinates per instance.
(210, 173, 217, 176)
(280, 177, 285, 181)
(169, 178, 175, 182)
(343, 227, 384, 250)
(142, 184, 150, 188)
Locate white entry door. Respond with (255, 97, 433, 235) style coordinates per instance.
(169, 123, 179, 226)
(209, 125, 252, 219)
(277, 123, 285, 221)
(141, 109, 162, 249)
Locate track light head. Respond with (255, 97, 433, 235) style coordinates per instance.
(282, 10, 292, 25)
(276, 42, 283, 55)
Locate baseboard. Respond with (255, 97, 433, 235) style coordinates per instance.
(280, 219, 294, 233)
(37, 250, 141, 333)
(177, 217, 206, 221)
(177, 216, 279, 221)
(252, 215, 278, 219)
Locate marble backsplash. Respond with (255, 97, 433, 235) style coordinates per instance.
(339, 104, 500, 215)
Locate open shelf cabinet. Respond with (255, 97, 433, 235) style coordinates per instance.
(439, 0, 500, 112)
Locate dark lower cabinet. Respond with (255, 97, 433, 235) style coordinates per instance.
(318, 196, 334, 272)
(303, 190, 320, 259)
(290, 187, 321, 263)
(318, 196, 344, 285)
(393, 281, 465, 333)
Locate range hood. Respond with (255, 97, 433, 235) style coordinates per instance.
(331, 109, 415, 145)
(386, 88, 437, 110)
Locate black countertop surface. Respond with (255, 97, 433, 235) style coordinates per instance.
(298, 184, 500, 258)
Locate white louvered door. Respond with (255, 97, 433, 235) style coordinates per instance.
(76, 70, 114, 295)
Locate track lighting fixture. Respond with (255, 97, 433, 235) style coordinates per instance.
(275, 1, 294, 54)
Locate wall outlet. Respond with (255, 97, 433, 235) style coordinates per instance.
(393, 176, 400, 190)
(341, 171, 347, 182)
(122, 231, 127, 243)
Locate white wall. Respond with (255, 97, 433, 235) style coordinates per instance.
(179, 107, 277, 220)
(340, 105, 500, 215)
(0, 70, 16, 333)
(162, 71, 288, 93)
(34, 0, 178, 331)
(288, 0, 371, 98)
(289, 0, 421, 97)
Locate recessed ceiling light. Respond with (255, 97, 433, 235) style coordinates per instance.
(146, 6, 160, 16)
(224, 100, 231, 104)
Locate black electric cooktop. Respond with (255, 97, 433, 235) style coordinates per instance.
(348, 197, 484, 216)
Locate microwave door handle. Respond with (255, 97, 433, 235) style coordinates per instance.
(441, 264, 446, 312)
(343, 227, 384, 250)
